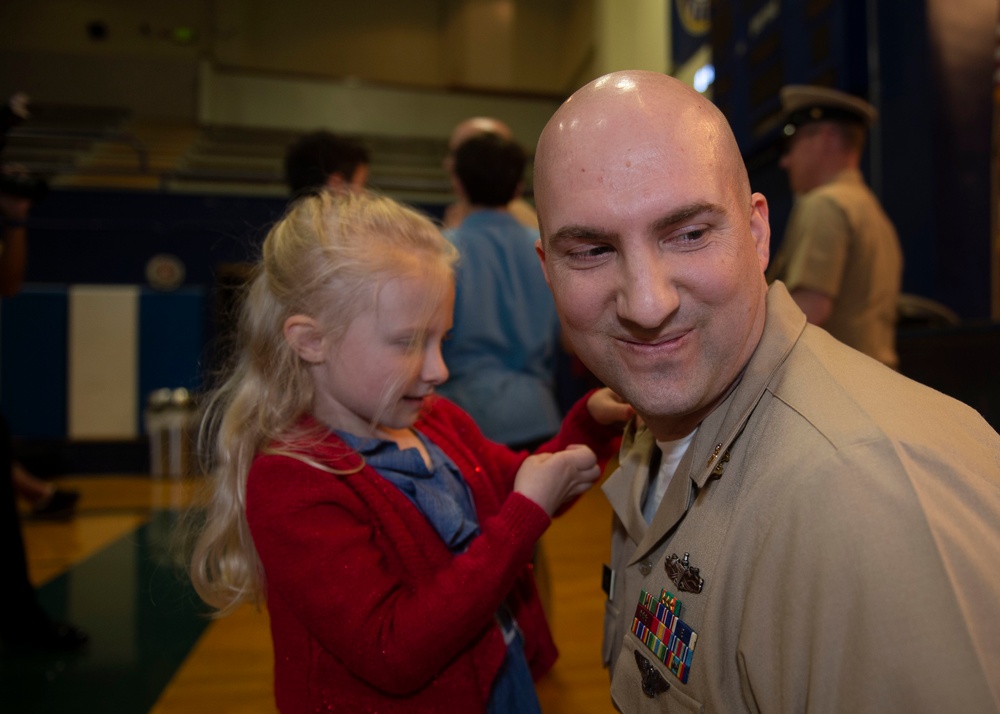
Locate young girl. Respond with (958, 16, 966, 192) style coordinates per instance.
(189, 190, 627, 713)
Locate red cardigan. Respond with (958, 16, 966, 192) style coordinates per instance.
(246, 393, 620, 713)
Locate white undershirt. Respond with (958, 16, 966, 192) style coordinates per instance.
(642, 429, 697, 523)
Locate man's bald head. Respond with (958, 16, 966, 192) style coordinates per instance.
(534, 71, 750, 239)
(448, 117, 514, 153)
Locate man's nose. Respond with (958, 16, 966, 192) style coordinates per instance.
(617, 256, 679, 330)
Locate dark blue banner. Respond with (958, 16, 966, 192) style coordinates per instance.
(672, 0, 711, 68)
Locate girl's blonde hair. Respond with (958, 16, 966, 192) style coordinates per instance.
(188, 190, 457, 615)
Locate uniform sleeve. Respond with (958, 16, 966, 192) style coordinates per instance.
(736, 439, 1000, 713)
(246, 454, 550, 696)
(779, 193, 851, 299)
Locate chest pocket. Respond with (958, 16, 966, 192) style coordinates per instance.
(610, 635, 704, 713)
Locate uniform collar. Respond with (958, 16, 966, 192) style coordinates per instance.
(822, 167, 865, 189)
(687, 282, 805, 488)
(604, 283, 807, 557)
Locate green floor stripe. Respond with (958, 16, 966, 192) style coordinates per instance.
(1, 511, 211, 713)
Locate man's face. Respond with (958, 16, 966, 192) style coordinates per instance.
(778, 123, 826, 195)
(325, 164, 369, 194)
(536, 97, 770, 439)
(349, 164, 370, 191)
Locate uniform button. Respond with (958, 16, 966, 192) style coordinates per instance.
(639, 560, 652, 576)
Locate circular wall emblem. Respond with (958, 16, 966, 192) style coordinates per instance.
(146, 253, 186, 291)
(677, 0, 711, 36)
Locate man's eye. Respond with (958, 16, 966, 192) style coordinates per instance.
(569, 245, 614, 260)
(673, 227, 708, 244)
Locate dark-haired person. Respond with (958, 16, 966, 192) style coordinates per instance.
(441, 117, 538, 230)
(283, 130, 370, 198)
(0, 168, 87, 652)
(439, 133, 560, 452)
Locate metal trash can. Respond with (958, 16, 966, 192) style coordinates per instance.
(145, 387, 198, 478)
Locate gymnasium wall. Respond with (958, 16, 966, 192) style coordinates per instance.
(0, 189, 286, 449)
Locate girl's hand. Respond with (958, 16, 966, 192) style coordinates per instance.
(586, 387, 634, 426)
(513, 444, 601, 517)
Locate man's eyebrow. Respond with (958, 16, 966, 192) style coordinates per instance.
(650, 202, 725, 232)
(547, 225, 617, 244)
(546, 202, 726, 245)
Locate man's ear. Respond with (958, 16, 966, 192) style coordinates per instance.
(284, 314, 325, 363)
(535, 237, 552, 288)
(450, 172, 468, 204)
(749, 192, 771, 273)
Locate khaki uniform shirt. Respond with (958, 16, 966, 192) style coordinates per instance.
(767, 169, 903, 368)
(602, 283, 1000, 713)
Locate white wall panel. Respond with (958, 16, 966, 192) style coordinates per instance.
(68, 286, 139, 439)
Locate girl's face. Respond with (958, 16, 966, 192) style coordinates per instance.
(310, 268, 454, 436)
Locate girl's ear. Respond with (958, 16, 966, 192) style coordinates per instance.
(284, 314, 326, 363)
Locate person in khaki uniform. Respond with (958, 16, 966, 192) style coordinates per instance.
(767, 85, 903, 368)
(533, 70, 1000, 712)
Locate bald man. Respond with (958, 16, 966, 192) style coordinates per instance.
(442, 116, 539, 229)
(533, 70, 1000, 712)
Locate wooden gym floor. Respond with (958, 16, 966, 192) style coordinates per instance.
(8, 473, 618, 713)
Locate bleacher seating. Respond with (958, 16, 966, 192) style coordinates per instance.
(4, 103, 532, 203)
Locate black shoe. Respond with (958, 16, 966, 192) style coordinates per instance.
(30, 489, 80, 520)
(1, 620, 89, 653)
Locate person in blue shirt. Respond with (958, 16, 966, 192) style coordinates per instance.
(439, 132, 562, 452)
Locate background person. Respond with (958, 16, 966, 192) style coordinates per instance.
(0, 161, 87, 651)
(766, 84, 903, 368)
(439, 132, 562, 451)
(13, 463, 79, 520)
(533, 69, 1000, 712)
(283, 130, 370, 198)
(442, 116, 538, 230)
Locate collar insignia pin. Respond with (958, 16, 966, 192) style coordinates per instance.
(710, 450, 730, 476)
(707, 443, 730, 475)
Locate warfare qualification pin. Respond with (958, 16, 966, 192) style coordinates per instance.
(634, 650, 670, 698)
(664, 552, 704, 594)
